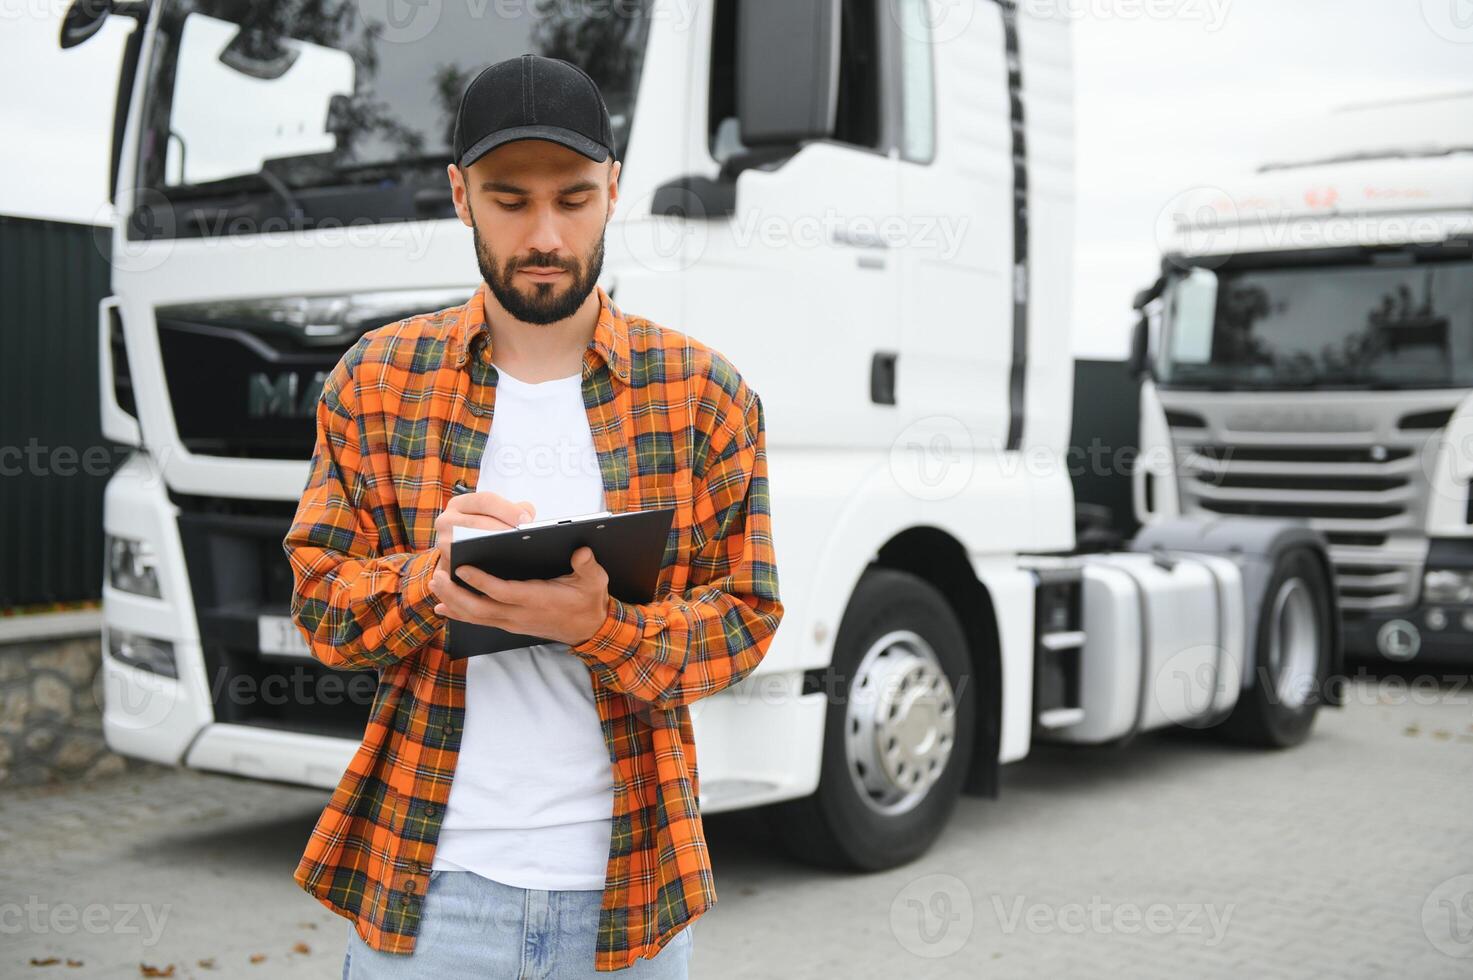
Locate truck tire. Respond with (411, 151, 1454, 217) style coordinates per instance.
(1220, 547, 1332, 748)
(773, 568, 976, 871)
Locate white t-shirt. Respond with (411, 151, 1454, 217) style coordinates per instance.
(431, 367, 615, 890)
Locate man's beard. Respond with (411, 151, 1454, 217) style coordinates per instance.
(471, 204, 606, 326)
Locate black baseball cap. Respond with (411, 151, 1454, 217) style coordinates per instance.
(453, 53, 615, 169)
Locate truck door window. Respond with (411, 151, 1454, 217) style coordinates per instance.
(833, 0, 882, 148)
(894, 0, 936, 163)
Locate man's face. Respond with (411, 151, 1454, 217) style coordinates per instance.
(449, 139, 619, 326)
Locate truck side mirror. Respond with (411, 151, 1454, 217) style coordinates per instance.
(735, 0, 842, 147)
(653, 0, 841, 218)
(1128, 315, 1151, 380)
(1128, 277, 1164, 380)
(59, 0, 148, 204)
(59, 0, 144, 48)
(59, 0, 116, 48)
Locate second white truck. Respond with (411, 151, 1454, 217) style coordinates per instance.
(1133, 90, 1473, 669)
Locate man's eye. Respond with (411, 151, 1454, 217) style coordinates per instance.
(497, 200, 525, 211)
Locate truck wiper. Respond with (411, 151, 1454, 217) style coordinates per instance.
(164, 169, 305, 219)
(1305, 380, 1421, 391)
(166, 154, 450, 201)
(287, 153, 453, 191)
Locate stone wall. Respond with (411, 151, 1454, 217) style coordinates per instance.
(0, 632, 144, 787)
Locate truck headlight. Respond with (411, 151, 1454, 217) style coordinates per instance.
(106, 628, 177, 678)
(1423, 569, 1473, 605)
(106, 534, 161, 598)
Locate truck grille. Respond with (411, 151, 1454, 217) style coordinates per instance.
(156, 317, 341, 460)
(1182, 444, 1417, 546)
(171, 491, 375, 739)
(154, 289, 470, 460)
(1161, 391, 1462, 616)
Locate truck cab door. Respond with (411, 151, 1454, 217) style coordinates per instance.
(672, 0, 901, 450)
(894, 0, 1017, 448)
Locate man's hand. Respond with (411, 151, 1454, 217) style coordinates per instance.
(428, 490, 528, 632)
(431, 545, 612, 648)
(432, 490, 535, 573)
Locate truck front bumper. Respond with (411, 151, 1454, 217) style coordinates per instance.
(1343, 610, 1473, 666)
(1344, 537, 1473, 667)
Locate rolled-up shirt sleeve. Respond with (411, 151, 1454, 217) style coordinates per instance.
(283, 340, 443, 671)
(569, 383, 783, 709)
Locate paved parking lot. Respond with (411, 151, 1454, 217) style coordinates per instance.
(4, 673, 1472, 978)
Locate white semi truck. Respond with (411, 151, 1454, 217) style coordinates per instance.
(68, 0, 1343, 871)
(1133, 90, 1473, 669)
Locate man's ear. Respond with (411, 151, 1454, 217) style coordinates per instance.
(606, 159, 619, 218)
(447, 163, 473, 227)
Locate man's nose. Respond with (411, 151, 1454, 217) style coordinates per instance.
(523, 205, 569, 258)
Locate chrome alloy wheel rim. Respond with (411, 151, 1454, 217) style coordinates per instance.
(844, 630, 958, 816)
(1267, 577, 1318, 710)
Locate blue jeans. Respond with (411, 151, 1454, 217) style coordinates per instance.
(343, 869, 694, 978)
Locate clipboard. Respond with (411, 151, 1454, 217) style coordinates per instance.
(444, 506, 675, 659)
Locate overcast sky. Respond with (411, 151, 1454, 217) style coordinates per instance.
(2, 0, 1470, 357)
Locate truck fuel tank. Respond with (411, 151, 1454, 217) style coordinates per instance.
(1041, 552, 1246, 745)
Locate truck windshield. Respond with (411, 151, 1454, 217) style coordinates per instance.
(131, 0, 652, 239)
(1158, 259, 1473, 389)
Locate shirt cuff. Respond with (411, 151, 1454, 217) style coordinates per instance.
(389, 548, 443, 651)
(570, 594, 645, 659)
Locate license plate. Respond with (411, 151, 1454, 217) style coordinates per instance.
(258, 614, 312, 658)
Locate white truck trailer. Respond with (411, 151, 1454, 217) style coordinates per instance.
(67, 0, 1343, 871)
(1133, 90, 1473, 669)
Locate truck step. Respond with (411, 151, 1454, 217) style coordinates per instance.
(1039, 629, 1085, 651)
(1037, 707, 1085, 729)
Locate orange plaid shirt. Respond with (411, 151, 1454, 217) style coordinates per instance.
(283, 281, 783, 971)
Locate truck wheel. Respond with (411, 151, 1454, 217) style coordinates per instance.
(1221, 548, 1332, 748)
(773, 568, 975, 871)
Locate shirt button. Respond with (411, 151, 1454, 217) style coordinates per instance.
(423, 804, 436, 817)
(442, 723, 455, 736)
(405, 878, 418, 893)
